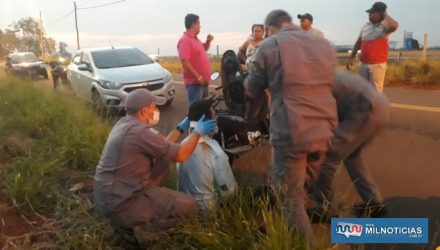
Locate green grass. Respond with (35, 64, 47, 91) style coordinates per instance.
(385, 60, 440, 85)
(338, 60, 440, 86)
(0, 76, 323, 249)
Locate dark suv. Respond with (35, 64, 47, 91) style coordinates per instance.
(5, 52, 48, 79)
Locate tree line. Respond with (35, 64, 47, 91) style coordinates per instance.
(0, 17, 71, 59)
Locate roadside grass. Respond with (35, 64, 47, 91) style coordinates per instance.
(339, 60, 440, 86)
(385, 60, 440, 85)
(159, 57, 221, 74)
(0, 76, 331, 249)
(0, 76, 116, 248)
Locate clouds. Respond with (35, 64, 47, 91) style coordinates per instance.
(1, 0, 440, 56)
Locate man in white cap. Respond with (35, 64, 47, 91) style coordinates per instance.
(94, 89, 217, 229)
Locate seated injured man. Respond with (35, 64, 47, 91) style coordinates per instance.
(177, 100, 238, 210)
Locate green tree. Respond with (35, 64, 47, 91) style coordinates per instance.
(0, 29, 20, 57)
(10, 17, 56, 56)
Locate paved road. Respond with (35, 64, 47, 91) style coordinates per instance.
(1, 68, 439, 248)
(171, 77, 440, 249)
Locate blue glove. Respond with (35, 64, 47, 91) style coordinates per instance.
(194, 114, 217, 136)
(177, 117, 190, 133)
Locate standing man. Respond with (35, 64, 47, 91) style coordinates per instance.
(297, 13, 324, 38)
(94, 89, 217, 229)
(346, 2, 398, 92)
(244, 9, 338, 244)
(177, 14, 214, 106)
(309, 70, 390, 222)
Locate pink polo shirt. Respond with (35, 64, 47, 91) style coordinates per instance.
(177, 32, 211, 84)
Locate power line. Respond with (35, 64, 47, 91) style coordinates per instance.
(45, 0, 125, 26)
(46, 10, 75, 26)
(79, 0, 101, 7)
(77, 0, 126, 10)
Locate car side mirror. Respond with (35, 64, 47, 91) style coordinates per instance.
(78, 64, 92, 72)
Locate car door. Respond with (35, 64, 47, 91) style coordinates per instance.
(67, 52, 83, 97)
(76, 52, 95, 101)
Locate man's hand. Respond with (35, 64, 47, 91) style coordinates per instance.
(346, 57, 355, 70)
(177, 117, 190, 133)
(206, 34, 214, 43)
(194, 114, 217, 136)
(196, 75, 208, 85)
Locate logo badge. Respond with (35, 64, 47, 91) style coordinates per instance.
(335, 222, 363, 238)
(331, 218, 428, 243)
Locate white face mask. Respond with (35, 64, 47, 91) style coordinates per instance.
(150, 110, 160, 126)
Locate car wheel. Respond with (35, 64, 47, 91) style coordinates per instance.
(92, 90, 105, 115)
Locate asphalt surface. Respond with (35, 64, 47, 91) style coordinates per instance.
(1, 67, 439, 248)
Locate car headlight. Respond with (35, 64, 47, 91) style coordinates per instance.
(99, 80, 122, 89)
(163, 74, 172, 83)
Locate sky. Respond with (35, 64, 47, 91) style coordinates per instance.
(1, 0, 439, 56)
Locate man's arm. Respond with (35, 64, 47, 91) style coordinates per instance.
(166, 128, 182, 142)
(166, 117, 190, 142)
(181, 59, 206, 84)
(203, 34, 214, 51)
(238, 39, 250, 60)
(244, 43, 270, 99)
(175, 116, 217, 162)
(381, 12, 398, 33)
(212, 155, 237, 197)
(346, 35, 362, 70)
(175, 132, 201, 162)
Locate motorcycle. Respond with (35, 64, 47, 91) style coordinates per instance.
(209, 50, 270, 163)
(49, 57, 71, 90)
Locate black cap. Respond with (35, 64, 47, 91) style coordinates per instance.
(297, 13, 313, 22)
(366, 2, 387, 13)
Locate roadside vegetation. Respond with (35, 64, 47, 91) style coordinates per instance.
(159, 57, 221, 75)
(385, 60, 440, 86)
(159, 57, 440, 86)
(0, 76, 329, 249)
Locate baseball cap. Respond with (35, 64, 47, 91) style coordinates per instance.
(366, 2, 387, 13)
(125, 88, 167, 113)
(297, 13, 313, 22)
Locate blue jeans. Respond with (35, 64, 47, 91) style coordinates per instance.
(185, 84, 208, 106)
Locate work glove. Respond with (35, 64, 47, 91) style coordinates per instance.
(194, 114, 217, 136)
(177, 117, 190, 133)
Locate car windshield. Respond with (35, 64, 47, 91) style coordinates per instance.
(10, 53, 38, 64)
(91, 48, 154, 69)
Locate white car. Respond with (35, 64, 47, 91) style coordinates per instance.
(67, 46, 175, 112)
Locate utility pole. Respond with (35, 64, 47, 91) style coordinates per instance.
(422, 33, 428, 62)
(39, 11, 44, 57)
(74, 1, 80, 50)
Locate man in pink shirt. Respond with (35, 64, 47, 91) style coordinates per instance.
(177, 14, 213, 106)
